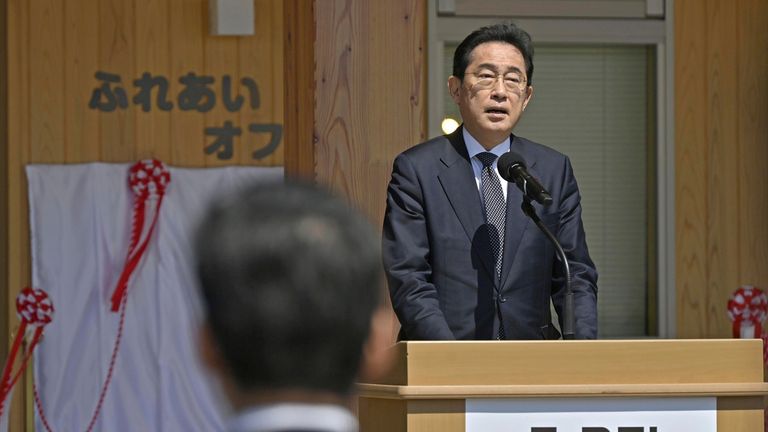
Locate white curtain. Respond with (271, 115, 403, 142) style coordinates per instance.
(27, 163, 283, 432)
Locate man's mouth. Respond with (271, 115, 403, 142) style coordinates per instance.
(484, 107, 509, 115)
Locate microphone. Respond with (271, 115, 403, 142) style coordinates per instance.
(498, 151, 552, 206)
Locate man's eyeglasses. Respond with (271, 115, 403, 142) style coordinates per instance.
(468, 72, 528, 92)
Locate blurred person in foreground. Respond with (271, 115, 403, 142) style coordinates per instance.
(196, 181, 392, 432)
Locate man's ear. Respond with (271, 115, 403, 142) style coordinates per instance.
(358, 307, 396, 383)
(198, 322, 240, 412)
(447, 76, 462, 104)
(522, 85, 534, 111)
(199, 322, 226, 374)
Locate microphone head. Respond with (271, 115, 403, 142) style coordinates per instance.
(499, 150, 553, 206)
(497, 151, 526, 181)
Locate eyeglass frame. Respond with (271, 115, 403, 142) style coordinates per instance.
(466, 70, 529, 92)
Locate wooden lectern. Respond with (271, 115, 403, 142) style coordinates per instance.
(357, 340, 768, 431)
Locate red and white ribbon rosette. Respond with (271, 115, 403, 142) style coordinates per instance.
(727, 285, 768, 339)
(0, 287, 54, 416)
(110, 159, 170, 312)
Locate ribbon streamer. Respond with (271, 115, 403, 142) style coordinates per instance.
(110, 159, 170, 312)
(0, 287, 54, 417)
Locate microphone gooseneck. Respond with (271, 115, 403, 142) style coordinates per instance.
(500, 151, 574, 339)
(520, 199, 575, 340)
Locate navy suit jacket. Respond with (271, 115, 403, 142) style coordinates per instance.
(382, 127, 598, 340)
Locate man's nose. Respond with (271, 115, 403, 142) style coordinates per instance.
(490, 77, 509, 96)
(490, 83, 508, 100)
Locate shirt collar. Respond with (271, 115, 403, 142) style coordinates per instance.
(462, 127, 510, 160)
(227, 403, 358, 432)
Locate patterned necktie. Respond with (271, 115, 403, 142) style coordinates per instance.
(476, 152, 506, 280)
(476, 152, 506, 340)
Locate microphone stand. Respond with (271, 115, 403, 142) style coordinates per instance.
(520, 196, 575, 340)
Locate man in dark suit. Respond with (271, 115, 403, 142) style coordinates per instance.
(383, 22, 598, 341)
(195, 181, 392, 432)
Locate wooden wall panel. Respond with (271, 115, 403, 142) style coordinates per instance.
(737, 0, 768, 287)
(240, 0, 284, 167)
(675, 0, 708, 337)
(314, 0, 357, 199)
(676, 0, 768, 337)
(135, 0, 171, 161)
(99, 0, 136, 161)
(29, 0, 65, 163)
(283, 0, 315, 181)
(364, 0, 426, 223)
(314, 0, 426, 224)
(0, 0, 7, 365)
(64, 1, 100, 161)
(313, 0, 426, 340)
(3, 0, 284, 429)
(704, 0, 739, 338)
(5, 0, 31, 429)
(169, 0, 206, 166)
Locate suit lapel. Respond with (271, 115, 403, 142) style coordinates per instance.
(499, 135, 534, 289)
(437, 128, 496, 281)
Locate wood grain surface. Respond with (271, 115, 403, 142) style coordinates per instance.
(314, 0, 426, 223)
(283, 0, 316, 181)
(360, 340, 766, 431)
(675, 0, 768, 338)
(313, 0, 426, 340)
(368, 340, 765, 386)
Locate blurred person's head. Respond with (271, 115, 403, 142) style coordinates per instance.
(195, 181, 391, 409)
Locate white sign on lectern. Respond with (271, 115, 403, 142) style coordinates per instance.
(466, 397, 717, 432)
